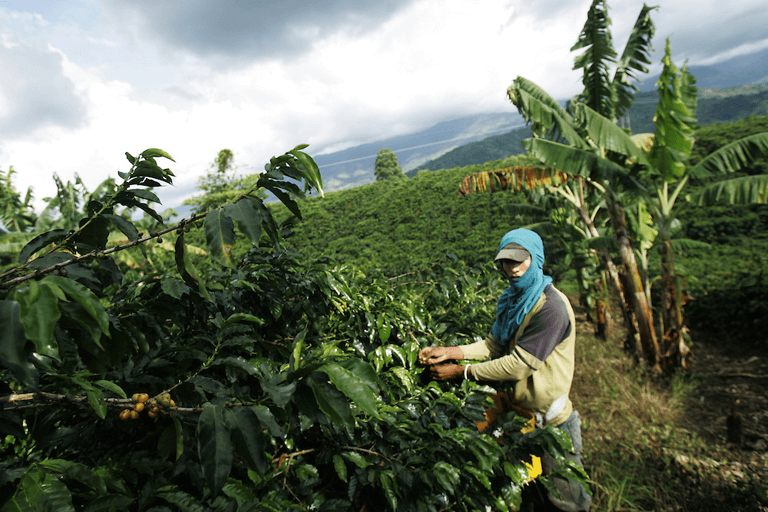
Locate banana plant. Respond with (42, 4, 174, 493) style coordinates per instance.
(505, 0, 664, 369)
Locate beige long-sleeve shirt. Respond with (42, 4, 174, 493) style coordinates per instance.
(461, 284, 576, 426)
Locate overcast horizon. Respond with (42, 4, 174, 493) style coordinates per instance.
(2, 0, 768, 213)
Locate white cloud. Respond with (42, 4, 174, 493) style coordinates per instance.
(0, 0, 766, 217)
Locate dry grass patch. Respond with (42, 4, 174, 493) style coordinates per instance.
(570, 319, 768, 511)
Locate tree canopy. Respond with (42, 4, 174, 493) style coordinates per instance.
(374, 148, 404, 181)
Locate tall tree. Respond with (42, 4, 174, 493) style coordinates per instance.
(374, 148, 404, 181)
(184, 149, 266, 214)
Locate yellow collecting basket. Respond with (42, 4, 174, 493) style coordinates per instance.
(474, 392, 543, 481)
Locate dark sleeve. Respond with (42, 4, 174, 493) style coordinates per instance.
(516, 285, 572, 363)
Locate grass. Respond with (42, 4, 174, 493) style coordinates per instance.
(570, 310, 768, 511)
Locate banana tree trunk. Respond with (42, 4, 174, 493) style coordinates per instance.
(607, 197, 661, 371)
(659, 239, 693, 371)
(573, 202, 622, 339)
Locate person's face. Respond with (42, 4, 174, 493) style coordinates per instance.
(500, 256, 531, 279)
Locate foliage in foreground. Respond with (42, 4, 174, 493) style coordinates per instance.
(0, 149, 581, 511)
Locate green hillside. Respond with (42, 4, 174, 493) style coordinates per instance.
(274, 155, 542, 276)
(409, 127, 532, 174)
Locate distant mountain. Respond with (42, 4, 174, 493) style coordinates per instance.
(307, 47, 768, 190)
(639, 47, 768, 91)
(311, 112, 524, 192)
(408, 126, 532, 175)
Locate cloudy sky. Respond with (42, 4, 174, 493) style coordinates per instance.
(2, 0, 768, 213)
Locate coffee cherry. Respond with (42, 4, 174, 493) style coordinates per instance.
(134, 402, 145, 412)
(119, 409, 131, 420)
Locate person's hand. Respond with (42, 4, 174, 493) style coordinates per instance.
(428, 363, 465, 381)
(418, 346, 462, 365)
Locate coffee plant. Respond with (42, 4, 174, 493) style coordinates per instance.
(0, 147, 579, 511)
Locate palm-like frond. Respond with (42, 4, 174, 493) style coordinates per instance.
(688, 174, 768, 205)
(689, 132, 768, 179)
(526, 138, 645, 193)
(457, 166, 569, 197)
(648, 39, 697, 182)
(612, 4, 657, 118)
(507, 78, 584, 146)
(571, 0, 617, 116)
(573, 103, 649, 166)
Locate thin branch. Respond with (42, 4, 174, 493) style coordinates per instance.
(0, 212, 209, 289)
(388, 263, 440, 281)
(341, 445, 396, 463)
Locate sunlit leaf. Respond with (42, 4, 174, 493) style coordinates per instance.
(322, 363, 379, 418)
(223, 199, 263, 245)
(204, 209, 236, 266)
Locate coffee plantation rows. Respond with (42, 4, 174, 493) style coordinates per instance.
(0, 148, 580, 511)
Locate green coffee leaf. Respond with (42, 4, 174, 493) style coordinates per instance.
(224, 407, 267, 475)
(128, 188, 161, 204)
(87, 389, 107, 419)
(13, 281, 61, 360)
(140, 148, 175, 162)
(342, 450, 371, 469)
(197, 405, 234, 498)
(307, 376, 353, 428)
(40, 459, 108, 495)
(18, 229, 67, 264)
(224, 199, 263, 245)
(93, 380, 126, 399)
(333, 454, 348, 483)
(173, 415, 184, 462)
(204, 209, 236, 266)
(46, 276, 110, 339)
(322, 363, 379, 418)
(174, 233, 211, 301)
(154, 486, 206, 512)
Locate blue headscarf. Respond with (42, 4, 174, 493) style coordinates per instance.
(491, 229, 552, 345)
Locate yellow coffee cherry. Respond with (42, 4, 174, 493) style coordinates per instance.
(138, 393, 149, 403)
(134, 402, 145, 412)
(131, 393, 140, 402)
(129, 410, 139, 420)
(119, 409, 131, 420)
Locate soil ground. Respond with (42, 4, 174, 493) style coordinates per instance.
(681, 329, 768, 494)
(686, 329, 768, 451)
